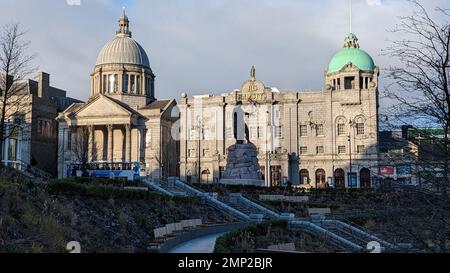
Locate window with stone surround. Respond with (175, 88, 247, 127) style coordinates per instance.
(122, 74, 129, 93)
(316, 124, 324, 136)
(299, 125, 308, 137)
(338, 145, 346, 154)
(300, 146, 308, 155)
(357, 145, 366, 154)
(316, 146, 324, 154)
(257, 126, 263, 138)
(275, 126, 282, 138)
(338, 123, 345, 136)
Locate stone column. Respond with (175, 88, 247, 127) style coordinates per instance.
(125, 124, 131, 162)
(107, 125, 113, 162)
(88, 126, 94, 162)
(139, 127, 146, 162)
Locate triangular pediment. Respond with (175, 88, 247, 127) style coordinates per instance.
(75, 95, 132, 118)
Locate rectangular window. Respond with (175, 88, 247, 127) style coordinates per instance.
(136, 75, 141, 95)
(338, 146, 346, 154)
(107, 74, 112, 93)
(257, 126, 263, 139)
(226, 128, 233, 139)
(130, 75, 135, 94)
(316, 146, 324, 154)
(300, 146, 308, 155)
(188, 149, 196, 158)
(122, 74, 129, 93)
(344, 76, 355, 90)
(113, 74, 118, 93)
(103, 75, 107, 93)
(299, 125, 308, 137)
(275, 126, 282, 138)
(338, 124, 345, 136)
(316, 124, 324, 136)
(356, 123, 365, 135)
(67, 130, 72, 150)
(250, 127, 257, 139)
(202, 149, 209, 157)
(357, 145, 366, 154)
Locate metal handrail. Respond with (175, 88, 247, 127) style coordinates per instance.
(242, 193, 283, 215)
(4, 160, 53, 180)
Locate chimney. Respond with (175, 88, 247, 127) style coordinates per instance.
(38, 72, 50, 98)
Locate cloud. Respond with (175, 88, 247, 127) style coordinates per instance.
(366, 0, 382, 6)
(0, 0, 448, 105)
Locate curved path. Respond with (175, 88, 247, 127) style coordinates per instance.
(167, 232, 226, 253)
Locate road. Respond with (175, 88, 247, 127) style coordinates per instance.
(168, 232, 226, 253)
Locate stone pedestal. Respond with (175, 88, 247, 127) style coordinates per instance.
(220, 143, 264, 187)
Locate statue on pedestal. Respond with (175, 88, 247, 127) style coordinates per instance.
(220, 103, 264, 187)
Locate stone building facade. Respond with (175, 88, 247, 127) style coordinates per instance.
(2, 72, 80, 176)
(56, 11, 177, 179)
(179, 34, 379, 188)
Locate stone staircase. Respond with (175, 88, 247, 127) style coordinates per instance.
(218, 193, 280, 221)
(316, 219, 398, 252)
(143, 178, 402, 252)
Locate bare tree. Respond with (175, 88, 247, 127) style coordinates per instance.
(0, 23, 36, 165)
(70, 127, 91, 165)
(384, 0, 450, 194)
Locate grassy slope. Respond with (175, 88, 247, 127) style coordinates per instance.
(0, 175, 233, 253)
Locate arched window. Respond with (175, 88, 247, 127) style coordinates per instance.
(336, 117, 346, 136)
(315, 169, 326, 189)
(334, 168, 345, 189)
(360, 168, 371, 188)
(355, 116, 366, 135)
(300, 169, 309, 185)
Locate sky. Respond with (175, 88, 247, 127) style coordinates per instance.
(0, 0, 448, 105)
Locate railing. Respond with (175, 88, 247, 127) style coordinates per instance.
(4, 160, 53, 181)
(322, 219, 397, 251)
(238, 194, 281, 219)
(142, 179, 175, 197)
(289, 220, 364, 252)
(173, 180, 251, 221)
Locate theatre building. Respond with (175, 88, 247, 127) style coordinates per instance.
(179, 33, 379, 188)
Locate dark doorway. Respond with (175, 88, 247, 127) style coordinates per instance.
(334, 168, 345, 189)
(315, 169, 326, 189)
(201, 169, 210, 184)
(360, 168, 371, 188)
(271, 166, 282, 187)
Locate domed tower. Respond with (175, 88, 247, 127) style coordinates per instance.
(325, 33, 379, 91)
(90, 9, 156, 107)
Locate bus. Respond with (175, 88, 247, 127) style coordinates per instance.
(67, 162, 147, 181)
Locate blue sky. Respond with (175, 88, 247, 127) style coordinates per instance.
(0, 0, 448, 109)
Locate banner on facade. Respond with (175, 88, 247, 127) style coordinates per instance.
(396, 165, 412, 176)
(379, 166, 394, 176)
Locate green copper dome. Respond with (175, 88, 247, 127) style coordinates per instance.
(328, 34, 375, 73)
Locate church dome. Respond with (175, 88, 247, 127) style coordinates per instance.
(96, 37, 150, 68)
(95, 9, 150, 68)
(328, 33, 375, 73)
